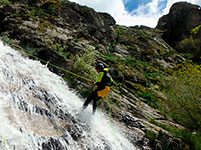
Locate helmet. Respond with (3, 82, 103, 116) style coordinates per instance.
(95, 63, 104, 70)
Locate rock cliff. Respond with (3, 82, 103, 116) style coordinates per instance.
(0, 0, 194, 149)
(156, 2, 201, 61)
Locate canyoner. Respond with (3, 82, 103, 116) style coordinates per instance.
(82, 63, 114, 114)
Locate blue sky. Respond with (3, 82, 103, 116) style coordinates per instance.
(69, 0, 201, 28)
(124, 0, 155, 11)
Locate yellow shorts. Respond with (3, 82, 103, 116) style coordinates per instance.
(97, 86, 110, 98)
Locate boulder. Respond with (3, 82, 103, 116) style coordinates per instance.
(156, 2, 201, 49)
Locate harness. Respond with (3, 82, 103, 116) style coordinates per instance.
(96, 68, 113, 88)
(96, 68, 113, 98)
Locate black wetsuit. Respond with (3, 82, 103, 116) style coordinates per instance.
(82, 68, 113, 114)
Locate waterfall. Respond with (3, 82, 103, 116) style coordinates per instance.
(0, 41, 138, 150)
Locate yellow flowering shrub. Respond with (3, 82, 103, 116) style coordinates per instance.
(191, 25, 201, 35)
(162, 62, 201, 131)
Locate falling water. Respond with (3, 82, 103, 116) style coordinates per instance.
(0, 41, 138, 150)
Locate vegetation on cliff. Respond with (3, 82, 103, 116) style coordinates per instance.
(161, 62, 201, 149)
(180, 25, 201, 62)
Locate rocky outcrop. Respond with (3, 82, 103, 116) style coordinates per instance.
(0, 0, 115, 48)
(156, 2, 201, 50)
(0, 0, 191, 149)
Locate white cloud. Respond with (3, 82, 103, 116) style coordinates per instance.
(69, 0, 201, 28)
(190, 0, 201, 6)
(124, 0, 166, 27)
(69, 0, 125, 14)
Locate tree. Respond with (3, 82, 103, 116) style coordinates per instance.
(162, 62, 201, 131)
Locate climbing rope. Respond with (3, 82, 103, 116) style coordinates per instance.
(0, 134, 8, 150)
(105, 96, 121, 146)
(11, 44, 93, 83)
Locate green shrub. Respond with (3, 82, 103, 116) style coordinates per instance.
(171, 130, 201, 150)
(145, 130, 156, 140)
(144, 71, 162, 84)
(39, 0, 62, 15)
(44, 39, 66, 53)
(38, 19, 54, 32)
(121, 56, 136, 67)
(121, 56, 147, 68)
(105, 54, 116, 63)
(180, 35, 201, 61)
(0, 0, 11, 6)
(135, 91, 157, 108)
(108, 42, 116, 52)
(137, 30, 152, 39)
(162, 62, 201, 132)
(74, 38, 79, 43)
(0, 36, 13, 45)
(69, 49, 97, 81)
(58, 51, 70, 58)
(36, 9, 47, 17)
(149, 118, 201, 150)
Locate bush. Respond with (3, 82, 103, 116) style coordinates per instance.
(162, 62, 201, 132)
(0, 0, 11, 6)
(180, 30, 201, 62)
(39, 0, 62, 15)
(69, 49, 97, 82)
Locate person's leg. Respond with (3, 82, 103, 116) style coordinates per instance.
(92, 97, 101, 114)
(82, 91, 97, 110)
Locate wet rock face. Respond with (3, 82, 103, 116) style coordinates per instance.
(156, 2, 201, 49)
(42, 137, 67, 150)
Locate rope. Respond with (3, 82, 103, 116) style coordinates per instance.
(105, 96, 120, 146)
(11, 44, 93, 83)
(0, 134, 8, 150)
(105, 96, 112, 123)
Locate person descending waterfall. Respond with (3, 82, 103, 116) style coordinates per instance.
(82, 63, 114, 114)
